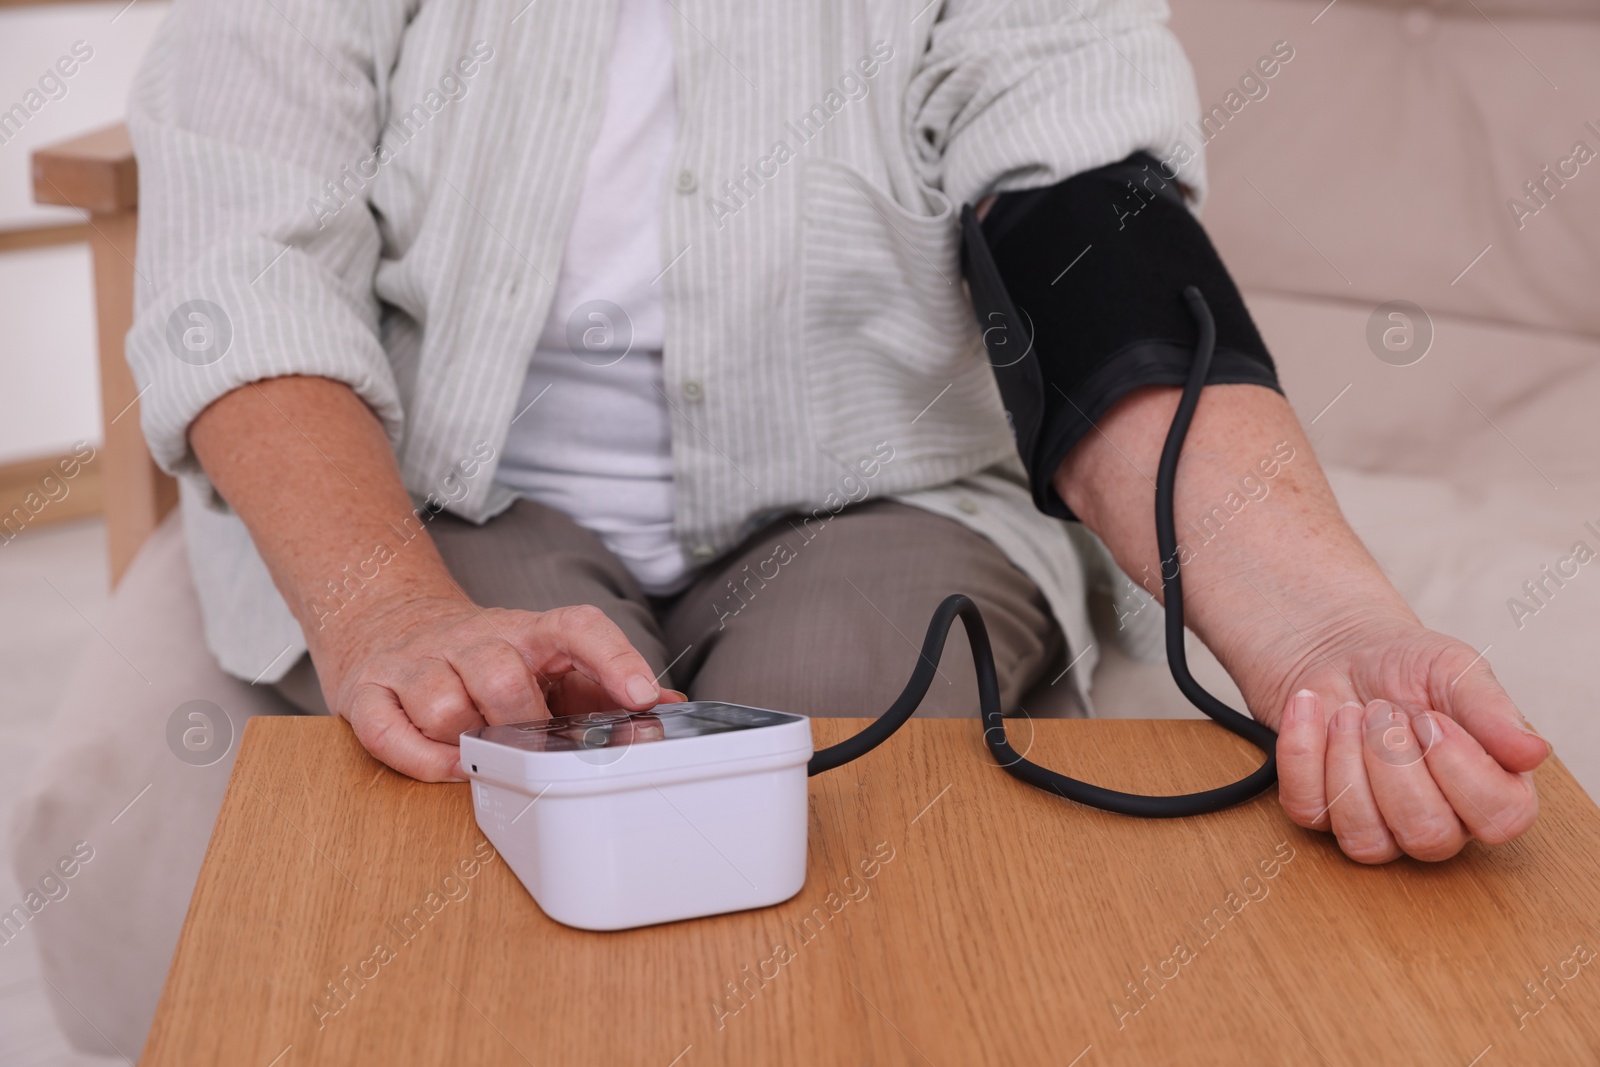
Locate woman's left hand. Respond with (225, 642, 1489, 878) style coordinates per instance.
(1268, 622, 1549, 862)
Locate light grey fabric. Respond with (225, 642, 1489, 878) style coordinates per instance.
(658, 500, 1068, 717)
(124, 0, 1205, 702)
(276, 497, 1071, 717)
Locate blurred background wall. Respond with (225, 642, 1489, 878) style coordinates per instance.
(0, 0, 167, 493)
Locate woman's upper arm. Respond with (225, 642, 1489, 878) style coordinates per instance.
(124, 0, 411, 482)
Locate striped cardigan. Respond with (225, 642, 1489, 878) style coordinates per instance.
(124, 0, 1205, 703)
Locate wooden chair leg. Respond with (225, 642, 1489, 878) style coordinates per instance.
(33, 122, 175, 586)
(89, 211, 177, 585)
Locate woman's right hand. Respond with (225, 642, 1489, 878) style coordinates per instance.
(188, 376, 670, 782)
(312, 593, 668, 782)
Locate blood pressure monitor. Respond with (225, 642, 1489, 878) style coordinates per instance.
(464, 283, 1281, 931)
(462, 702, 813, 931)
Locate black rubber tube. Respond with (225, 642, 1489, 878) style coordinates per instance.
(808, 286, 1279, 817)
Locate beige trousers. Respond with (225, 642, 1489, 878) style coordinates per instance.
(10, 499, 1071, 1057)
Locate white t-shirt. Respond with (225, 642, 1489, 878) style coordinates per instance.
(494, 0, 688, 594)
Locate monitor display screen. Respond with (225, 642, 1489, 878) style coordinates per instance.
(471, 702, 799, 753)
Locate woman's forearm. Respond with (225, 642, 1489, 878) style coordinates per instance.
(1054, 383, 1418, 720)
(188, 375, 460, 646)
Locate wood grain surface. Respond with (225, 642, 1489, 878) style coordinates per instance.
(143, 716, 1600, 1066)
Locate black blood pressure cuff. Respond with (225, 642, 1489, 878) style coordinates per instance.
(961, 151, 1282, 520)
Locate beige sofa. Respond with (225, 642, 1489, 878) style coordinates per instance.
(1088, 0, 1600, 803)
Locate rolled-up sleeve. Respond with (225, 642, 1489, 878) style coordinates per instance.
(906, 0, 1204, 210)
(125, 0, 406, 486)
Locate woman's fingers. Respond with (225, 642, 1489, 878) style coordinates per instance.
(1416, 710, 1540, 845)
(449, 639, 547, 725)
(393, 658, 487, 744)
(329, 601, 675, 779)
(518, 605, 662, 710)
(345, 683, 467, 783)
(1288, 690, 1539, 863)
(1360, 700, 1468, 861)
(1277, 689, 1331, 829)
(1436, 658, 1551, 774)
(1325, 701, 1402, 863)
(544, 672, 625, 717)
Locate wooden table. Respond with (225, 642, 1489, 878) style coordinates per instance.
(142, 717, 1600, 1065)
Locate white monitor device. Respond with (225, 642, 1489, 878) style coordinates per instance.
(461, 702, 813, 931)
